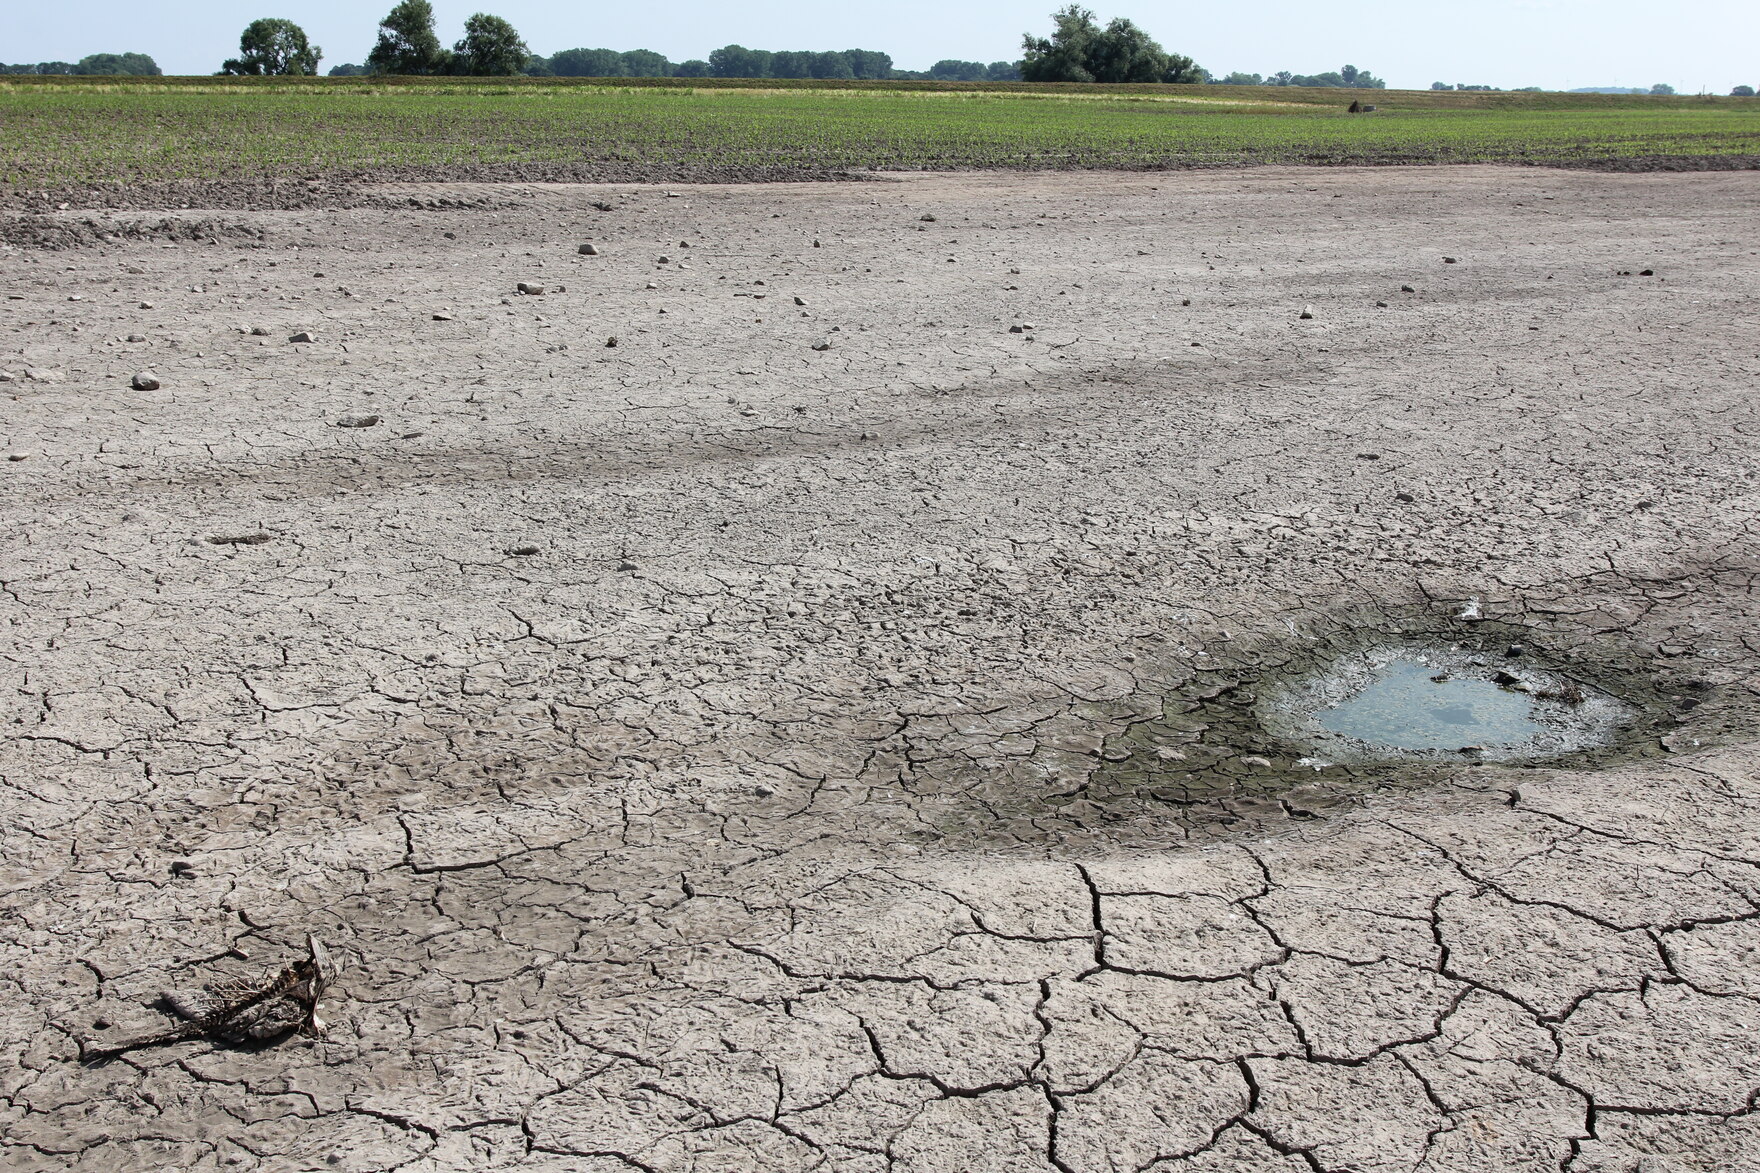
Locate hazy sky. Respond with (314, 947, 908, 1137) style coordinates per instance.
(7, 0, 1757, 91)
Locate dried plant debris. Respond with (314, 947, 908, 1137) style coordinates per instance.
(81, 936, 334, 1061)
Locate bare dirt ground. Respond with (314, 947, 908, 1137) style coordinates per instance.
(4, 165, 1760, 1172)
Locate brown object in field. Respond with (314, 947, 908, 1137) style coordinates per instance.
(81, 936, 334, 1061)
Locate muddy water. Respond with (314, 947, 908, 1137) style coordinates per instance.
(1317, 659, 1543, 750)
(1085, 609, 1692, 827)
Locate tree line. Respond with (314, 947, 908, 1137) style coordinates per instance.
(0, 53, 160, 75)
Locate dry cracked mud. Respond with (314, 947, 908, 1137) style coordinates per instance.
(3, 165, 1760, 1171)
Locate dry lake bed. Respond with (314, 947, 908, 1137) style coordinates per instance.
(4, 165, 1760, 1171)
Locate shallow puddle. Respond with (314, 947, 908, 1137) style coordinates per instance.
(1316, 659, 1540, 751)
(1261, 642, 1633, 765)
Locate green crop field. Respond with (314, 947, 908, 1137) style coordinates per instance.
(3, 76, 1757, 197)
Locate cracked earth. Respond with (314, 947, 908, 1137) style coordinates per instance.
(4, 165, 1760, 1171)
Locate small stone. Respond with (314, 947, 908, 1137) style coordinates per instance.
(1376, 301, 1388, 307)
(645, 282, 658, 289)
(67, 294, 82, 302)
(125, 333, 146, 342)
(250, 326, 270, 336)
(793, 296, 807, 306)
(516, 282, 545, 296)
(920, 213, 937, 222)
(1400, 285, 1415, 292)
(335, 414, 380, 428)
(811, 340, 833, 351)
(138, 301, 154, 309)
(578, 243, 600, 255)
(207, 532, 273, 546)
(1639, 268, 1655, 276)
(443, 231, 456, 239)
(1299, 306, 1315, 319)
(1394, 492, 1415, 503)
(1181, 298, 1191, 306)
(657, 256, 671, 264)
(130, 372, 159, 390)
(617, 559, 638, 571)
(1240, 755, 1273, 768)
(604, 336, 618, 347)
(431, 312, 454, 321)
(813, 239, 821, 248)
(1443, 257, 1458, 263)
(288, 331, 315, 343)
(504, 544, 540, 557)
(1009, 325, 1024, 334)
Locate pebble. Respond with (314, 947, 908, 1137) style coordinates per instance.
(578, 243, 600, 255)
(920, 213, 937, 222)
(516, 282, 545, 296)
(130, 372, 159, 390)
(1299, 305, 1315, 319)
(138, 301, 154, 309)
(605, 336, 619, 347)
(1240, 755, 1273, 768)
(250, 326, 270, 336)
(288, 331, 315, 343)
(657, 256, 671, 264)
(1376, 301, 1388, 308)
(811, 340, 833, 351)
(1400, 284, 1415, 292)
(794, 296, 807, 306)
(618, 559, 638, 571)
(432, 312, 454, 321)
(504, 544, 540, 556)
(208, 532, 272, 546)
(1443, 257, 1458, 264)
(125, 333, 145, 342)
(335, 414, 380, 428)
(645, 282, 658, 289)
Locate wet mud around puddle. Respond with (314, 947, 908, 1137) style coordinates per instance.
(1082, 603, 1722, 829)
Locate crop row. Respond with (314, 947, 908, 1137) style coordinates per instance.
(3, 87, 1756, 191)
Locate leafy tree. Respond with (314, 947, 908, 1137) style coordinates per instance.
(523, 54, 553, 75)
(1163, 54, 1204, 83)
(804, 51, 851, 79)
(931, 59, 988, 81)
(221, 19, 322, 76)
(1220, 71, 1262, 85)
(1430, 81, 1453, 90)
(74, 52, 162, 75)
(986, 60, 1021, 81)
(845, 49, 893, 79)
(549, 47, 626, 76)
(329, 62, 368, 76)
(452, 13, 528, 75)
(1649, 82, 1675, 95)
(1085, 17, 1166, 82)
(673, 59, 711, 77)
(620, 49, 672, 76)
(368, 0, 450, 75)
(768, 50, 813, 78)
(709, 44, 772, 78)
(1021, 5, 1100, 82)
(1734, 85, 1756, 97)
